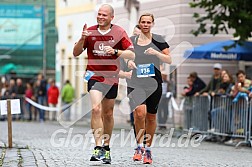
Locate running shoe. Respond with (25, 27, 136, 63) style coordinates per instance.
(90, 147, 105, 161)
(102, 150, 111, 164)
(143, 150, 152, 164)
(133, 146, 145, 161)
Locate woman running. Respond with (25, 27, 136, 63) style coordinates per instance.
(127, 13, 171, 164)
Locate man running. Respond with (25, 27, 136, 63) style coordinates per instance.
(73, 4, 134, 164)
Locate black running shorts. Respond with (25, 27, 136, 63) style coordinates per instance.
(128, 84, 162, 114)
(88, 79, 118, 99)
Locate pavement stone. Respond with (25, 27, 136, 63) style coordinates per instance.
(0, 121, 252, 166)
(2, 149, 19, 167)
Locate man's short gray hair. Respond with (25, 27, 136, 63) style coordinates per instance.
(100, 4, 114, 16)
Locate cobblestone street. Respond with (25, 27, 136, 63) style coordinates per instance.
(0, 121, 252, 167)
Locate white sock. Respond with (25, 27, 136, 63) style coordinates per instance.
(145, 146, 151, 151)
(138, 143, 143, 148)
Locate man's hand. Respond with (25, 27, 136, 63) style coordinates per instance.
(125, 71, 132, 79)
(103, 46, 115, 55)
(118, 71, 132, 79)
(81, 24, 92, 40)
(73, 24, 91, 57)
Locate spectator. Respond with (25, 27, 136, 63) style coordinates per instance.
(0, 81, 9, 121)
(158, 70, 170, 130)
(33, 80, 41, 121)
(9, 79, 16, 98)
(196, 63, 222, 96)
(37, 74, 47, 122)
(1, 82, 9, 97)
(210, 71, 234, 132)
(16, 78, 25, 120)
(181, 76, 193, 97)
(61, 80, 74, 121)
(230, 70, 252, 102)
(25, 82, 33, 121)
(221, 69, 229, 78)
(187, 72, 206, 96)
(225, 70, 251, 144)
(47, 79, 59, 121)
(217, 72, 234, 95)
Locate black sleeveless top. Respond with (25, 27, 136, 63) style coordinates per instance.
(130, 34, 169, 87)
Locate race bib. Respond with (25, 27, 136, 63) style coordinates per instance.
(84, 70, 95, 82)
(137, 63, 155, 78)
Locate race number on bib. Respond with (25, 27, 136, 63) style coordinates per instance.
(84, 70, 95, 82)
(137, 63, 155, 78)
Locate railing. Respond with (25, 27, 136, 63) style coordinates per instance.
(157, 93, 175, 129)
(183, 95, 252, 147)
(183, 96, 210, 132)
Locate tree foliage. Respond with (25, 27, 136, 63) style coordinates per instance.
(190, 0, 252, 47)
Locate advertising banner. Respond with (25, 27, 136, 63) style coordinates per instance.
(0, 4, 44, 49)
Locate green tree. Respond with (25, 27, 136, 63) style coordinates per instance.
(190, 0, 252, 47)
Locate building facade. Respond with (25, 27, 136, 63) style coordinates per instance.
(56, 0, 249, 100)
(0, 0, 57, 78)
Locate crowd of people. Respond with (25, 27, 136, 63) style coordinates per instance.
(0, 74, 75, 122)
(182, 63, 252, 144)
(182, 63, 252, 100)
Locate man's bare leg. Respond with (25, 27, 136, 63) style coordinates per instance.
(90, 90, 104, 146)
(101, 98, 115, 146)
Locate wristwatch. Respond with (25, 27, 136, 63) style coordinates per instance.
(114, 49, 118, 55)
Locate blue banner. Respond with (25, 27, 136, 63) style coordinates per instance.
(0, 4, 44, 49)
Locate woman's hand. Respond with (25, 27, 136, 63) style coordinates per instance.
(144, 47, 160, 56)
(127, 60, 137, 69)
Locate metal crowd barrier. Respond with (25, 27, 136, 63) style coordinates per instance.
(183, 95, 210, 133)
(210, 95, 233, 135)
(210, 95, 249, 144)
(248, 99, 252, 146)
(157, 93, 175, 129)
(183, 95, 252, 147)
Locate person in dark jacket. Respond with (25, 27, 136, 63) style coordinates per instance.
(16, 78, 25, 120)
(37, 74, 47, 122)
(196, 63, 222, 96)
(184, 72, 206, 96)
